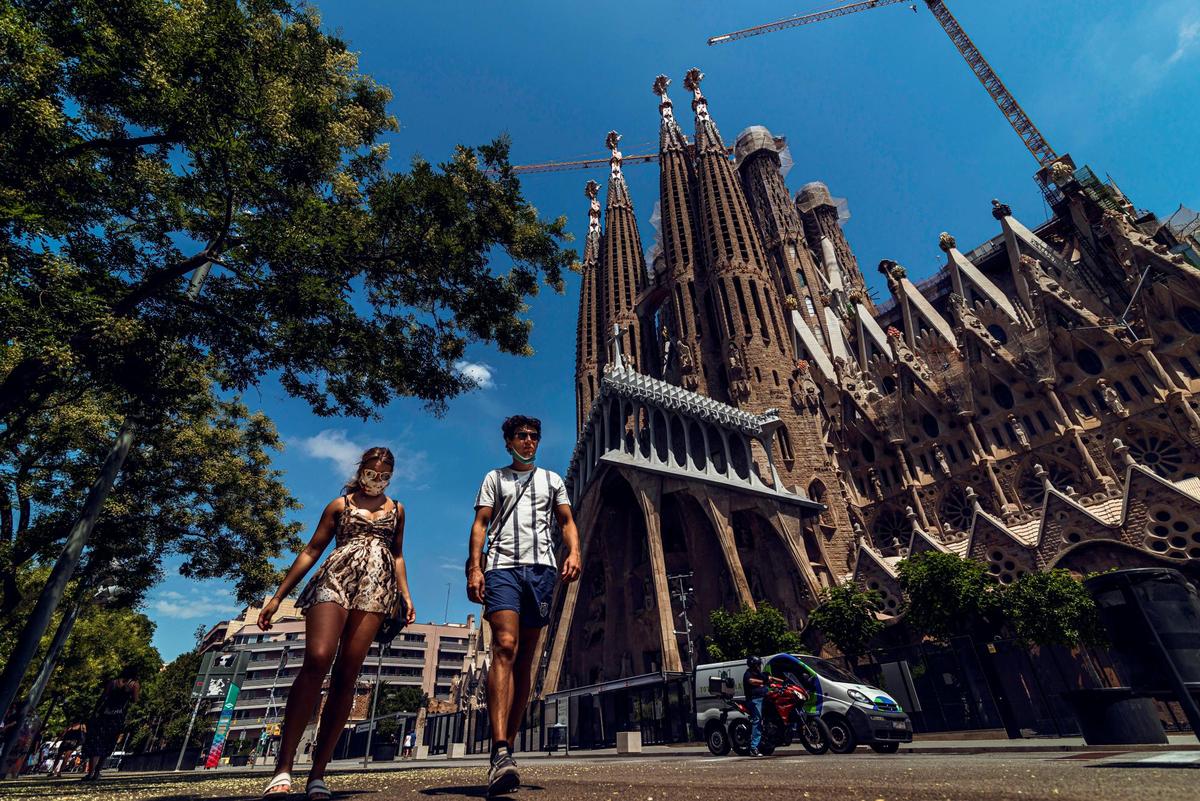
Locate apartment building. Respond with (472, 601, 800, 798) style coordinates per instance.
(198, 601, 477, 740)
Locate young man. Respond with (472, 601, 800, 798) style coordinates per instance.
(742, 655, 768, 757)
(467, 415, 581, 795)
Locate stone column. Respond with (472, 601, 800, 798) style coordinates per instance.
(697, 493, 755, 609)
(633, 476, 683, 673)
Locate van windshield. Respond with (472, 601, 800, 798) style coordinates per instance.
(798, 656, 861, 684)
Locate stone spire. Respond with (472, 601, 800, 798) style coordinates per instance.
(795, 181, 872, 313)
(600, 130, 647, 372)
(575, 179, 604, 433)
(683, 68, 788, 400)
(735, 127, 829, 333)
(653, 75, 711, 394)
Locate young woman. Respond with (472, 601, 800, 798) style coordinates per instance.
(259, 447, 415, 800)
(82, 667, 140, 780)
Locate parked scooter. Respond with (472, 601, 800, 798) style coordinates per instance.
(706, 675, 831, 756)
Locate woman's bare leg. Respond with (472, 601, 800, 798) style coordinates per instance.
(271, 603, 347, 781)
(307, 610, 383, 781)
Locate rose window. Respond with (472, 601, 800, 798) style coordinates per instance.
(1128, 434, 1185, 478)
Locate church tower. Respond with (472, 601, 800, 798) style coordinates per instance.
(684, 68, 791, 409)
(652, 75, 714, 396)
(575, 180, 604, 433)
(599, 131, 649, 372)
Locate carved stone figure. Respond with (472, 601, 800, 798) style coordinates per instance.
(1050, 160, 1075, 185)
(1007, 414, 1030, 449)
(867, 467, 884, 500)
(932, 444, 951, 476)
(677, 342, 698, 391)
(1098, 379, 1129, 418)
(938, 232, 957, 252)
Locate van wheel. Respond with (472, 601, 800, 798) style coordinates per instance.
(729, 719, 751, 756)
(871, 742, 900, 754)
(825, 714, 858, 754)
(706, 722, 731, 756)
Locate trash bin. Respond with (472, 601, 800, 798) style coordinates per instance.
(546, 723, 568, 754)
(1061, 688, 1168, 745)
(371, 744, 396, 762)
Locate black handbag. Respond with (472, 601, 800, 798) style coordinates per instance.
(375, 597, 409, 645)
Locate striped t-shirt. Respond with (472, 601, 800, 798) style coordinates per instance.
(474, 467, 570, 572)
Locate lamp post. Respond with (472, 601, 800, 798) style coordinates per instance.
(362, 642, 388, 768)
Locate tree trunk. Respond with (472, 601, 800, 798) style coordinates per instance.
(0, 421, 137, 728)
(971, 636, 1022, 739)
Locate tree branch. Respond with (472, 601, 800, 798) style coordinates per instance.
(60, 134, 181, 159)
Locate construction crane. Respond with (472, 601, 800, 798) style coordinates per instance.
(708, 0, 1060, 170)
(507, 146, 735, 175)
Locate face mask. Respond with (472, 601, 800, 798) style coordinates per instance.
(508, 446, 536, 465)
(359, 468, 392, 496)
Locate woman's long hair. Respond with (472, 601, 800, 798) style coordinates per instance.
(342, 447, 396, 494)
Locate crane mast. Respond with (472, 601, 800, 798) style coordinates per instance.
(709, 0, 1060, 169)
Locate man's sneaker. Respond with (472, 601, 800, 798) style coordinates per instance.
(488, 750, 520, 796)
(748, 747, 760, 757)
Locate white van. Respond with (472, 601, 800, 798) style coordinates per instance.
(695, 654, 913, 754)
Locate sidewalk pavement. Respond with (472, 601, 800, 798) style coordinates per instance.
(174, 732, 1199, 776)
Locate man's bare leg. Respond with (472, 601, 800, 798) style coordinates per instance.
(504, 626, 544, 745)
(486, 610, 520, 748)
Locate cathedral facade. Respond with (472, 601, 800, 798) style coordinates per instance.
(542, 68, 1200, 693)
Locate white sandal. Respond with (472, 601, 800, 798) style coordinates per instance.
(262, 771, 292, 797)
(306, 778, 331, 800)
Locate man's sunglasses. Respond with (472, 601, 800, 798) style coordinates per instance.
(512, 431, 540, 442)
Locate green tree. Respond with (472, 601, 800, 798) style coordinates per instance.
(809, 583, 884, 666)
(895, 551, 1019, 738)
(378, 685, 427, 715)
(1003, 569, 1106, 648)
(895, 550, 1004, 642)
(35, 606, 162, 732)
(0, 384, 303, 621)
(126, 648, 210, 752)
(0, 0, 575, 430)
(704, 603, 803, 662)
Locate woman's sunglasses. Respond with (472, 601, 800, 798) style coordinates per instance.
(362, 469, 392, 481)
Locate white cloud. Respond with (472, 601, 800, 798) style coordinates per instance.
(148, 588, 240, 620)
(293, 428, 429, 485)
(1168, 18, 1200, 65)
(455, 360, 495, 389)
(295, 429, 365, 479)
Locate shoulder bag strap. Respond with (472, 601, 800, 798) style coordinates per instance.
(482, 470, 536, 557)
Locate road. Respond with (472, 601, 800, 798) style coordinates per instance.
(4, 750, 1199, 801)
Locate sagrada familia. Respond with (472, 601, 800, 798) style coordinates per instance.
(540, 68, 1200, 693)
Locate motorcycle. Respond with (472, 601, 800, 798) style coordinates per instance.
(707, 675, 831, 756)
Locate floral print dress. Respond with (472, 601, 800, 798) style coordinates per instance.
(297, 496, 399, 615)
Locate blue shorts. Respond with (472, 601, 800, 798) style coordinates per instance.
(484, 565, 557, 628)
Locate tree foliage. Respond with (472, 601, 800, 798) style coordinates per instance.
(125, 648, 211, 752)
(23, 605, 163, 733)
(0, 0, 576, 429)
(0, 384, 303, 620)
(704, 603, 803, 662)
(896, 551, 1004, 642)
(897, 552, 1104, 649)
(1002, 569, 1106, 648)
(809, 583, 884, 665)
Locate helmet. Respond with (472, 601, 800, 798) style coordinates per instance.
(746, 655, 762, 669)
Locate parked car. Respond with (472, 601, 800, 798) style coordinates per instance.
(695, 654, 912, 754)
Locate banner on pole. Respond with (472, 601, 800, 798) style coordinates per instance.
(204, 680, 241, 768)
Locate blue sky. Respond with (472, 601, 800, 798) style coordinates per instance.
(144, 0, 1200, 660)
